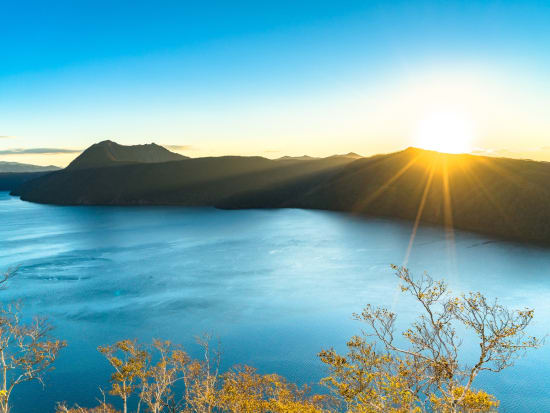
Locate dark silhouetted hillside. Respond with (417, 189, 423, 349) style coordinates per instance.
(13, 142, 550, 243)
(14, 153, 353, 206)
(67, 140, 186, 170)
(0, 172, 54, 191)
(220, 148, 550, 243)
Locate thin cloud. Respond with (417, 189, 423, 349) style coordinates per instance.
(263, 149, 281, 154)
(0, 148, 81, 155)
(0, 136, 13, 139)
(164, 144, 194, 151)
(471, 149, 493, 155)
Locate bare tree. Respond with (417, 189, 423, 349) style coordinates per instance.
(0, 303, 66, 413)
(0, 268, 15, 290)
(0, 268, 66, 413)
(57, 402, 118, 413)
(179, 334, 222, 413)
(139, 339, 189, 413)
(57, 390, 118, 413)
(320, 265, 540, 412)
(95, 335, 222, 413)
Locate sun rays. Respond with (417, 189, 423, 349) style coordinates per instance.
(347, 146, 541, 279)
(350, 150, 463, 268)
(403, 160, 436, 266)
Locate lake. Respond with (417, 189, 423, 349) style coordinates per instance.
(1, 191, 549, 412)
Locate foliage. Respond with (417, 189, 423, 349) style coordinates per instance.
(60, 335, 330, 413)
(219, 365, 330, 413)
(319, 337, 424, 412)
(98, 340, 149, 413)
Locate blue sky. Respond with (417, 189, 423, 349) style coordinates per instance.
(1, 0, 549, 165)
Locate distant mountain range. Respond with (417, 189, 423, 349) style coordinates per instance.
(6, 140, 550, 244)
(0, 161, 60, 173)
(0, 162, 61, 190)
(275, 155, 321, 161)
(275, 152, 362, 162)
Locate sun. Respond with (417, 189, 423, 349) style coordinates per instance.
(414, 110, 474, 154)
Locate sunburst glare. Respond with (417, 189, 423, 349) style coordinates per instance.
(414, 110, 474, 154)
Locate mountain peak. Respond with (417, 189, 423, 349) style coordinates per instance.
(343, 152, 362, 158)
(67, 140, 187, 170)
(276, 155, 319, 161)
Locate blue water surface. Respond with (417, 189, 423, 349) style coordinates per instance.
(0, 191, 549, 412)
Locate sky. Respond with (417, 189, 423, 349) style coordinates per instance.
(1, 0, 550, 166)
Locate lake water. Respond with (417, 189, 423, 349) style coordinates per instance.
(1, 191, 549, 412)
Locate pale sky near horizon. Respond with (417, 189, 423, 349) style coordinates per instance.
(1, 0, 550, 166)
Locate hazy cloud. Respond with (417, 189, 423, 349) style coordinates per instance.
(263, 149, 280, 154)
(0, 148, 81, 155)
(471, 148, 509, 156)
(474, 146, 550, 156)
(164, 144, 194, 151)
(470, 147, 550, 162)
(0, 136, 13, 139)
